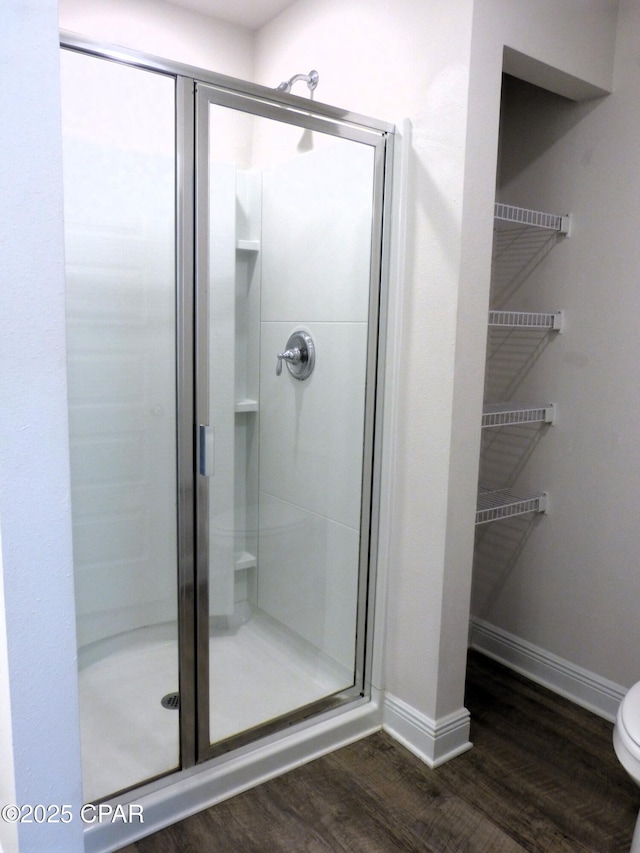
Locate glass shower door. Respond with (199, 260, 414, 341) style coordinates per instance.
(195, 84, 388, 756)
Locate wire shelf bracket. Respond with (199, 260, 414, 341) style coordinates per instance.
(494, 203, 572, 237)
(476, 488, 548, 525)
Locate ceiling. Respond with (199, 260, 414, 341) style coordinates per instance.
(166, 0, 297, 30)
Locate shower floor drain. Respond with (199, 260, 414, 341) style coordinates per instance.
(161, 692, 180, 710)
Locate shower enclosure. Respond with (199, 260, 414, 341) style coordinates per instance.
(61, 38, 393, 807)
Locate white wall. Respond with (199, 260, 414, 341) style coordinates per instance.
(59, 0, 254, 78)
(471, 0, 640, 691)
(0, 1, 84, 851)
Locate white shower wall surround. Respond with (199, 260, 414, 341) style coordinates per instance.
(65, 64, 373, 657)
(206, 141, 372, 668)
(62, 52, 178, 648)
(258, 143, 373, 667)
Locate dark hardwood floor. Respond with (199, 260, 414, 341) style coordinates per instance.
(119, 651, 639, 852)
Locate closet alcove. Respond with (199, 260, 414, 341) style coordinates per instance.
(469, 73, 585, 651)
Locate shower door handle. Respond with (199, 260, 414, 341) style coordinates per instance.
(199, 425, 215, 476)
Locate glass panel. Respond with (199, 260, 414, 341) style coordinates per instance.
(60, 50, 178, 800)
(201, 101, 376, 746)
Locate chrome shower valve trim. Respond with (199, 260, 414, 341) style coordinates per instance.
(276, 330, 315, 380)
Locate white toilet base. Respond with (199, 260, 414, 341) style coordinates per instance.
(614, 685, 640, 852)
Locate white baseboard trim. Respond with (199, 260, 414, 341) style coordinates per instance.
(84, 693, 383, 853)
(469, 617, 626, 723)
(383, 693, 472, 768)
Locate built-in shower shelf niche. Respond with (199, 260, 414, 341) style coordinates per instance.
(235, 551, 257, 571)
(235, 169, 261, 408)
(235, 398, 258, 413)
(488, 310, 564, 332)
(476, 488, 548, 525)
(494, 203, 572, 236)
(236, 239, 260, 252)
(481, 402, 555, 428)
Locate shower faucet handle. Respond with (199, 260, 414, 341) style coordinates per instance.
(276, 348, 301, 376)
(275, 331, 315, 380)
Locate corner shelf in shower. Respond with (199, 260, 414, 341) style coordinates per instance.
(235, 551, 257, 571)
(481, 402, 555, 428)
(235, 398, 259, 413)
(494, 203, 572, 235)
(236, 239, 260, 252)
(488, 310, 564, 332)
(475, 488, 548, 525)
(233, 171, 262, 613)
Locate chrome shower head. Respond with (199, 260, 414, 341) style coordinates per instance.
(276, 70, 319, 95)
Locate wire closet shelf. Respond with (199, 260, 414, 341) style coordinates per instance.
(481, 402, 555, 429)
(476, 203, 568, 526)
(488, 310, 564, 331)
(475, 488, 548, 525)
(494, 203, 571, 235)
